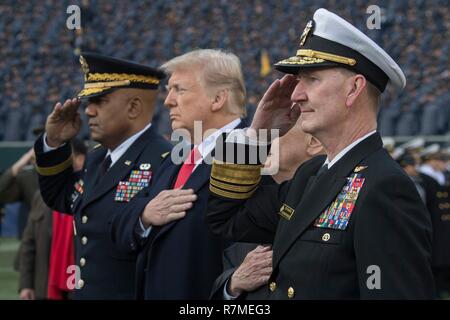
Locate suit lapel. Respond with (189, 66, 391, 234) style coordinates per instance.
(272, 132, 384, 268)
(82, 126, 159, 209)
(153, 161, 211, 242)
(151, 120, 247, 242)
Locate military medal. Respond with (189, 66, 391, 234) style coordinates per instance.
(71, 179, 84, 204)
(314, 173, 365, 230)
(115, 169, 152, 202)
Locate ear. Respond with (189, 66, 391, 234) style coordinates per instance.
(345, 74, 366, 108)
(127, 96, 143, 119)
(305, 135, 324, 157)
(211, 89, 228, 112)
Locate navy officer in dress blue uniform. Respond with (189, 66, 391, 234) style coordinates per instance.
(110, 49, 247, 299)
(206, 8, 435, 299)
(33, 53, 172, 299)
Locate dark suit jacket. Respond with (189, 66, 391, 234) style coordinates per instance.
(207, 132, 435, 299)
(0, 167, 38, 207)
(18, 191, 52, 299)
(111, 121, 246, 299)
(34, 126, 172, 299)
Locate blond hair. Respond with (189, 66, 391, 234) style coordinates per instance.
(161, 49, 247, 117)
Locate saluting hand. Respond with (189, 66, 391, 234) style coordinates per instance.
(250, 74, 300, 137)
(141, 189, 197, 228)
(45, 98, 82, 147)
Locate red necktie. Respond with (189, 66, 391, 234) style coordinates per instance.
(173, 146, 201, 189)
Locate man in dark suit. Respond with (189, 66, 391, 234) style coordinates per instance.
(206, 9, 435, 299)
(34, 53, 172, 299)
(111, 49, 247, 299)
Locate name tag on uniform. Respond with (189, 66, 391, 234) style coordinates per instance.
(279, 203, 295, 220)
(115, 169, 152, 202)
(314, 172, 365, 230)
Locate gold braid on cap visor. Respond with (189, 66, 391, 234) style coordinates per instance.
(78, 73, 160, 96)
(277, 49, 357, 66)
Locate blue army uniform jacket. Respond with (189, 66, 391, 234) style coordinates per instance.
(34, 126, 172, 299)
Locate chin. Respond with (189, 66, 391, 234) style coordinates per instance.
(89, 132, 102, 143)
(299, 119, 313, 134)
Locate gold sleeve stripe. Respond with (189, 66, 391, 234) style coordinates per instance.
(36, 156, 73, 176)
(211, 159, 262, 185)
(209, 184, 259, 200)
(210, 178, 259, 193)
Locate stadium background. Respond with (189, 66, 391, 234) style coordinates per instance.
(0, 0, 449, 299)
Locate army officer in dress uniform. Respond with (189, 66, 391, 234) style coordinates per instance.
(34, 53, 172, 299)
(206, 9, 435, 299)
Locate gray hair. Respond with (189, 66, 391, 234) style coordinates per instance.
(161, 49, 247, 117)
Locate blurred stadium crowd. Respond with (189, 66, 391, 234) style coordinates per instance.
(0, 0, 449, 141)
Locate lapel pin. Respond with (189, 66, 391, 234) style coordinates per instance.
(124, 160, 132, 166)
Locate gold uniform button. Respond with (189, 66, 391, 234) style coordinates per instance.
(80, 258, 86, 267)
(81, 236, 88, 245)
(322, 233, 331, 242)
(78, 279, 84, 288)
(269, 282, 277, 292)
(287, 287, 295, 299)
(81, 216, 88, 224)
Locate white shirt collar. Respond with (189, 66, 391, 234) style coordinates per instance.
(324, 130, 377, 169)
(106, 123, 152, 167)
(194, 118, 241, 167)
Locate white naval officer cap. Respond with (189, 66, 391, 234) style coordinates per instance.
(275, 8, 406, 92)
(399, 137, 426, 151)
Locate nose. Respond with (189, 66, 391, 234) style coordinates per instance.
(85, 102, 97, 117)
(164, 89, 176, 109)
(290, 80, 307, 103)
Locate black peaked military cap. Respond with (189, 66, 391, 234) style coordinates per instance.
(77, 52, 166, 99)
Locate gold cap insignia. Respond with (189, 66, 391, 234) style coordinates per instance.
(354, 166, 368, 173)
(79, 55, 89, 80)
(299, 20, 314, 47)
